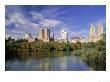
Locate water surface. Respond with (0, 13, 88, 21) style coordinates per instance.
(6, 51, 93, 71)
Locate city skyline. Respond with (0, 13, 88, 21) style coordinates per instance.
(5, 5, 106, 40)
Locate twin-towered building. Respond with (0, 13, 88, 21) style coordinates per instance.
(70, 23, 104, 43)
(88, 23, 104, 42)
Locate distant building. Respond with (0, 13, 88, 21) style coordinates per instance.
(71, 36, 85, 43)
(88, 23, 104, 42)
(80, 37, 86, 43)
(71, 37, 80, 43)
(38, 28, 50, 42)
(25, 33, 34, 43)
(59, 30, 68, 42)
(50, 32, 54, 41)
(25, 33, 29, 39)
(98, 23, 104, 35)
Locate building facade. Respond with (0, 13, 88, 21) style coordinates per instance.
(38, 28, 50, 42)
(50, 32, 54, 41)
(59, 30, 68, 42)
(71, 36, 85, 43)
(88, 23, 104, 42)
(25, 33, 34, 43)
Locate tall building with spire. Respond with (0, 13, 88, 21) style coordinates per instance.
(98, 23, 103, 35)
(88, 24, 97, 42)
(97, 23, 104, 41)
(89, 24, 95, 36)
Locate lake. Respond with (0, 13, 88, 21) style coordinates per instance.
(5, 51, 93, 71)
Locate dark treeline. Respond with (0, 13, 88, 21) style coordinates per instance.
(5, 37, 73, 60)
(5, 34, 106, 70)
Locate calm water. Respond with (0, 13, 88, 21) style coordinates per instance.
(6, 51, 93, 71)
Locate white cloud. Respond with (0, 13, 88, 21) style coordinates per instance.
(30, 11, 61, 28)
(5, 29, 24, 39)
(40, 6, 64, 18)
(6, 10, 61, 39)
(39, 19, 60, 27)
(6, 12, 30, 26)
(6, 12, 38, 38)
(30, 11, 44, 20)
(30, 22, 40, 29)
(6, 12, 41, 31)
(60, 27, 69, 32)
(9, 30, 24, 34)
(6, 11, 61, 29)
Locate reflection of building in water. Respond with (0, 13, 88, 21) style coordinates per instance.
(25, 33, 34, 43)
(71, 36, 86, 43)
(25, 57, 33, 68)
(60, 57, 67, 71)
(43, 58, 50, 71)
(59, 30, 68, 42)
(88, 23, 104, 42)
(39, 60, 43, 70)
(38, 28, 50, 42)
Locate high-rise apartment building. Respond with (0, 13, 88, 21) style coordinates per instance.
(38, 28, 50, 42)
(88, 23, 104, 42)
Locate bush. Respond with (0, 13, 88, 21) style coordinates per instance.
(73, 50, 81, 56)
(80, 48, 106, 70)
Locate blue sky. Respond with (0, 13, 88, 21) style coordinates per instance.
(5, 5, 106, 40)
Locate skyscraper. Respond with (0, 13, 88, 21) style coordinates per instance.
(50, 32, 54, 41)
(59, 30, 68, 42)
(38, 28, 50, 42)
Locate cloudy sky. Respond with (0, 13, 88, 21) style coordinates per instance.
(5, 5, 106, 40)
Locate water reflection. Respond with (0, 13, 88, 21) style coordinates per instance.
(6, 51, 93, 71)
(60, 56, 67, 71)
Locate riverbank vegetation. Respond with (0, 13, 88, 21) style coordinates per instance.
(73, 34, 106, 70)
(73, 39, 106, 70)
(5, 34, 106, 70)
